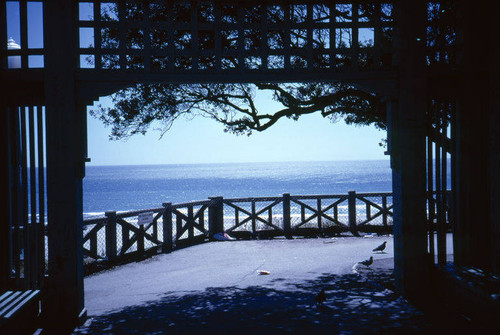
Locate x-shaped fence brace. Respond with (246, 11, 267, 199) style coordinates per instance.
(172, 204, 210, 242)
(290, 196, 349, 230)
(223, 198, 284, 233)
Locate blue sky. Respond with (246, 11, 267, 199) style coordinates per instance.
(87, 93, 388, 165)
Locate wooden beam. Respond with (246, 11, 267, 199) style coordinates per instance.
(391, 0, 428, 302)
(42, 1, 86, 332)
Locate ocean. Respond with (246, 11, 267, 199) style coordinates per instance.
(83, 160, 393, 216)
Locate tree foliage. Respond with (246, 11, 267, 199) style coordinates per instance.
(89, 1, 455, 140)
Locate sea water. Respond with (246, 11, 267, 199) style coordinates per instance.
(83, 160, 393, 216)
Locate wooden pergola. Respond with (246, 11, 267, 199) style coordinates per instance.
(1, 1, 498, 333)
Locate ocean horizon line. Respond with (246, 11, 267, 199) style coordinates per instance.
(86, 158, 391, 168)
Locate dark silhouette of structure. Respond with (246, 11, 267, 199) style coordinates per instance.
(1, 1, 499, 333)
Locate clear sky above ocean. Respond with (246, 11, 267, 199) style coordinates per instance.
(87, 93, 388, 166)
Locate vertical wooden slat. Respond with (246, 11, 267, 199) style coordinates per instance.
(137, 224, 145, 258)
(199, 210, 204, 235)
(351, 1, 359, 70)
(329, 2, 337, 68)
(334, 203, 338, 223)
(37, 106, 46, 283)
(235, 208, 239, 229)
(283, 3, 291, 70)
(28, 106, 37, 288)
(162, 202, 173, 251)
(90, 231, 97, 258)
(267, 207, 272, 228)
(251, 200, 256, 236)
(20, 106, 30, 287)
(317, 198, 322, 230)
(0, 0, 7, 69)
(93, 1, 102, 70)
(188, 206, 194, 240)
(373, 1, 382, 69)
(214, 2, 221, 72)
(427, 115, 435, 258)
(260, 4, 268, 70)
(121, 225, 129, 254)
(105, 211, 117, 263)
(301, 204, 305, 224)
(118, 1, 126, 69)
(348, 190, 358, 235)
(437, 105, 447, 265)
(10, 106, 21, 283)
(190, 1, 198, 71)
(283, 193, 291, 237)
(435, 105, 445, 266)
(19, 0, 28, 68)
(152, 217, 158, 241)
(306, 3, 313, 68)
(176, 215, 182, 241)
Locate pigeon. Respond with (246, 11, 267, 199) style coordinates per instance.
(359, 256, 373, 267)
(315, 289, 326, 305)
(373, 241, 387, 253)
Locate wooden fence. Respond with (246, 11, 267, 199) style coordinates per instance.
(82, 191, 396, 274)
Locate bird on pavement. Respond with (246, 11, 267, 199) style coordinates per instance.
(315, 289, 326, 305)
(373, 241, 387, 253)
(359, 256, 373, 267)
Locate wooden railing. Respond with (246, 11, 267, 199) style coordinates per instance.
(82, 191, 396, 274)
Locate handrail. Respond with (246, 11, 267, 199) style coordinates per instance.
(81, 190, 449, 275)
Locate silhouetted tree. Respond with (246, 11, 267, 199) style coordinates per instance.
(90, 1, 454, 140)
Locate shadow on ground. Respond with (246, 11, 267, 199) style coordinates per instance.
(75, 268, 436, 334)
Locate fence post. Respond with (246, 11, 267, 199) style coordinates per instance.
(162, 202, 173, 252)
(137, 224, 145, 259)
(348, 191, 360, 236)
(208, 196, 224, 238)
(283, 193, 291, 239)
(105, 211, 117, 263)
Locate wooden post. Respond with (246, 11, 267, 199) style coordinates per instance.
(188, 206, 194, 241)
(43, 1, 86, 331)
(162, 202, 173, 252)
(105, 211, 117, 263)
(283, 193, 291, 238)
(489, 5, 500, 275)
(454, 0, 496, 272)
(137, 224, 145, 259)
(317, 198, 322, 231)
(208, 197, 224, 237)
(0, 103, 10, 291)
(348, 191, 359, 236)
(251, 200, 257, 238)
(391, 0, 428, 302)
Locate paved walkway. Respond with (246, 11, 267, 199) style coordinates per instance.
(74, 236, 440, 334)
